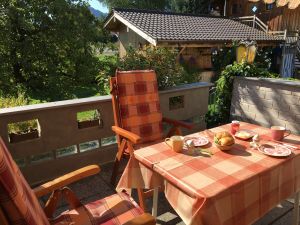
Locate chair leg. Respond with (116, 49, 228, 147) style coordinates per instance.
(175, 126, 182, 135)
(137, 188, 147, 212)
(167, 126, 182, 137)
(62, 187, 82, 209)
(110, 158, 121, 185)
(44, 190, 62, 218)
(111, 139, 127, 185)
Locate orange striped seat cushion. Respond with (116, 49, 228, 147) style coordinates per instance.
(116, 70, 163, 143)
(51, 192, 143, 225)
(0, 137, 50, 225)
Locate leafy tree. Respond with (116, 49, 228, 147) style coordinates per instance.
(0, 0, 106, 100)
(100, 0, 211, 14)
(98, 0, 169, 10)
(169, 0, 210, 14)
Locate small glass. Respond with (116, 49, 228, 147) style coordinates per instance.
(231, 120, 240, 135)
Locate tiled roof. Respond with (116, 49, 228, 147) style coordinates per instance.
(107, 8, 283, 43)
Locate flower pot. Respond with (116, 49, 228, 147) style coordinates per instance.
(78, 119, 100, 129)
(9, 129, 39, 143)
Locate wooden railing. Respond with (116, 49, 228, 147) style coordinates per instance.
(268, 30, 287, 40)
(0, 82, 212, 185)
(237, 15, 287, 40)
(237, 15, 268, 32)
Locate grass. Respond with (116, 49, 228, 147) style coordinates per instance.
(71, 84, 101, 99)
(77, 109, 100, 122)
(27, 84, 102, 121)
(28, 84, 101, 105)
(1, 84, 102, 127)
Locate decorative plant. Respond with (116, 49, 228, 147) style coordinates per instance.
(0, 93, 38, 134)
(211, 44, 277, 82)
(206, 62, 279, 127)
(8, 120, 38, 135)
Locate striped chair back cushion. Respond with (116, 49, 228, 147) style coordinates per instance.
(114, 70, 163, 143)
(0, 137, 49, 225)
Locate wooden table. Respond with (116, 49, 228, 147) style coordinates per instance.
(117, 122, 300, 225)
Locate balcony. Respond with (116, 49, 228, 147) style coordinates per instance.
(0, 82, 211, 184)
(1, 79, 299, 224)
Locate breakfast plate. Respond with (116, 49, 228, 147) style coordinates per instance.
(184, 137, 209, 147)
(258, 144, 292, 157)
(235, 130, 256, 140)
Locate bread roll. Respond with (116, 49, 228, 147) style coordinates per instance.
(216, 132, 223, 139)
(221, 131, 232, 138)
(220, 137, 234, 146)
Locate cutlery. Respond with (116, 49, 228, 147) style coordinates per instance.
(270, 141, 299, 150)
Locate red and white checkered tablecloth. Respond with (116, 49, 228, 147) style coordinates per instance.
(116, 122, 300, 225)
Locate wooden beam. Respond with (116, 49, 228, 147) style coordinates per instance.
(157, 42, 232, 48)
(157, 41, 280, 48)
(113, 13, 157, 46)
(178, 47, 187, 55)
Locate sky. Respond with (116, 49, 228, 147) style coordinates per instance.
(88, 0, 109, 13)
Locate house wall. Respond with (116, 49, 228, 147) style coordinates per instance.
(179, 47, 212, 69)
(226, 0, 300, 31)
(117, 26, 213, 71)
(230, 77, 300, 134)
(118, 25, 148, 57)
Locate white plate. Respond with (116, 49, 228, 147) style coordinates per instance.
(184, 137, 209, 147)
(235, 130, 256, 140)
(258, 145, 292, 157)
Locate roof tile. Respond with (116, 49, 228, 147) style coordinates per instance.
(111, 8, 283, 43)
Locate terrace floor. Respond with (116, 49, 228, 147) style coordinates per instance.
(40, 161, 298, 225)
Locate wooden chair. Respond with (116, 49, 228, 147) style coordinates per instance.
(0, 137, 155, 225)
(110, 70, 193, 209)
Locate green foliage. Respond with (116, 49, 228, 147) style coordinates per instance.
(99, 0, 169, 10)
(254, 47, 274, 69)
(211, 45, 238, 82)
(96, 54, 118, 95)
(0, 0, 107, 100)
(211, 44, 277, 82)
(8, 120, 38, 134)
(96, 47, 199, 93)
(169, 0, 210, 14)
(206, 62, 279, 127)
(0, 92, 28, 108)
(100, 0, 211, 14)
(119, 47, 195, 89)
(77, 109, 100, 122)
(283, 77, 300, 81)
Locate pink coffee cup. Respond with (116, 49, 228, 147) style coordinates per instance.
(271, 126, 291, 141)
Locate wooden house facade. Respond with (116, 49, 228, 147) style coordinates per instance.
(225, 0, 300, 32)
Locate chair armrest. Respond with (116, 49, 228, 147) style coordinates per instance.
(123, 213, 156, 225)
(34, 165, 100, 198)
(162, 117, 194, 130)
(112, 126, 141, 144)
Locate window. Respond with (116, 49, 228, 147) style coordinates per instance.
(251, 5, 258, 13)
(266, 3, 274, 11)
